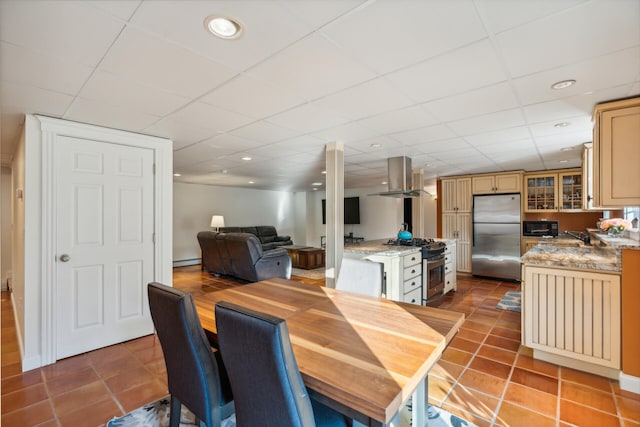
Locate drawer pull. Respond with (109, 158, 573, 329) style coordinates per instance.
(411, 256, 416, 261)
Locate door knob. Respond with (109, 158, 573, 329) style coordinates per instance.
(59, 254, 70, 262)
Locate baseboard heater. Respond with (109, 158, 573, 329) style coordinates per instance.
(173, 258, 201, 268)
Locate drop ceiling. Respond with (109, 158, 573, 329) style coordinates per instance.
(1, 0, 639, 192)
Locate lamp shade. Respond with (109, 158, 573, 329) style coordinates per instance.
(210, 215, 225, 229)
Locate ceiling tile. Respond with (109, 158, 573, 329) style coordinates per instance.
(0, 42, 94, 95)
(528, 116, 592, 138)
(496, 0, 640, 77)
(355, 105, 439, 135)
(513, 46, 640, 106)
(482, 0, 586, 34)
(321, 0, 486, 74)
(63, 97, 161, 133)
(200, 74, 306, 120)
(143, 118, 217, 149)
(267, 103, 351, 133)
(229, 120, 301, 144)
(168, 101, 255, 134)
(100, 27, 237, 98)
(385, 39, 508, 103)
(1, 81, 74, 115)
(246, 32, 376, 101)
(0, 0, 124, 66)
(130, 0, 314, 71)
(391, 124, 457, 145)
(464, 127, 532, 147)
(310, 121, 379, 144)
(313, 77, 414, 120)
(78, 70, 191, 117)
(447, 108, 526, 136)
(88, 0, 142, 21)
(423, 82, 519, 122)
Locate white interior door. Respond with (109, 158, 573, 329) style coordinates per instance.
(55, 135, 155, 359)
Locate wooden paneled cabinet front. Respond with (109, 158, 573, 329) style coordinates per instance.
(472, 173, 521, 195)
(592, 97, 640, 207)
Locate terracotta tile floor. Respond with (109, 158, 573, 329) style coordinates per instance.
(2, 266, 639, 426)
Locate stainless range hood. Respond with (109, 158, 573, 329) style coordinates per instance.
(369, 156, 429, 198)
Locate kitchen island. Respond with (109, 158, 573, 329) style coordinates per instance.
(344, 239, 423, 304)
(521, 233, 640, 390)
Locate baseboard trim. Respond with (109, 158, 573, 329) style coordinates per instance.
(533, 349, 619, 379)
(173, 259, 200, 268)
(619, 372, 640, 393)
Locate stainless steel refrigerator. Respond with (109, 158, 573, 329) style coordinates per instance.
(472, 193, 521, 281)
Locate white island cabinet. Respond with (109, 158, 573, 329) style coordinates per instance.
(343, 239, 423, 305)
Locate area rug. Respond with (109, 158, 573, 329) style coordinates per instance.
(291, 266, 325, 280)
(107, 396, 475, 427)
(496, 290, 521, 312)
(106, 397, 236, 427)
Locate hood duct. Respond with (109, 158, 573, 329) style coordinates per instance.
(370, 156, 429, 198)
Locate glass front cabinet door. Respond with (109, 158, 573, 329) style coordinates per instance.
(525, 173, 557, 212)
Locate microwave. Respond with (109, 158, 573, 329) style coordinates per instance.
(523, 220, 559, 237)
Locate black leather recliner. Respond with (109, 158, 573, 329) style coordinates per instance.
(219, 225, 292, 250)
(197, 231, 291, 282)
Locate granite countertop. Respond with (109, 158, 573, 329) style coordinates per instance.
(521, 243, 621, 272)
(344, 239, 422, 256)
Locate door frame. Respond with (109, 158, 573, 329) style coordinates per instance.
(38, 116, 173, 366)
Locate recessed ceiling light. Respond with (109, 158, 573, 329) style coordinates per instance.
(313, 188, 318, 191)
(559, 160, 569, 163)
(370, 143, 382, 148)
(241, 156, 252, 161)
(321, 170, 327, 174)
(554, 122, 571, 128)
(312, 182, 322, 186)
(204, 15, 243, 39)
(560, 147, 573, 152)
(248, 181, 255, 184)
(551, 79, 576, 90)
(173, 173, 182, 177)
(381, 181, 388, 185)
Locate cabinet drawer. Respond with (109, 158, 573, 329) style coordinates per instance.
(403, 253, 421, 268)
(403, 264, 421, 280)
(444, 271, 455, 294)
(403, 276, 421, 294)
(402, 287, 422, 305)
(444, 261, 453, 275)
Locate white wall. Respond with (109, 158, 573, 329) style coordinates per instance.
(1, 166, 12, 290)
(173, 182, 297, 264)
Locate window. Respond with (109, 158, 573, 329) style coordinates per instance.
(624, 206, 640, 229)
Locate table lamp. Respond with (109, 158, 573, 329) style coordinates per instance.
(210, 215, 225, 232)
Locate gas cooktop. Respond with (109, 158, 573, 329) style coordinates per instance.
(384, 237, 436, 247)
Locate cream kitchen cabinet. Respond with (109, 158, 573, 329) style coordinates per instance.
(522, 265, 621, 378)
(472, 173, 522, 195)
(442, 213, 471, 273)
(441, 177, 472, 213)
(524, 169, 583, 212)
(441, 177, 472, 273)
(592, 97, 640, 207)
(443, 240, 457, 294)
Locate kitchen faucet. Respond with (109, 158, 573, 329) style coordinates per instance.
(564, 230, 591, 246)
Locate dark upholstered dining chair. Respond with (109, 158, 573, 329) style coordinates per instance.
(147, 282, 234, 427)
(214, 301, 349, 427)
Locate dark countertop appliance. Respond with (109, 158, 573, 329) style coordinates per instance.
(523, 220, 559, 237)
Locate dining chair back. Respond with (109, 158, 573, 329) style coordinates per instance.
(214, 301, 348, 427)
(147, 282, 234, 427)
(335, 257, 384, 297)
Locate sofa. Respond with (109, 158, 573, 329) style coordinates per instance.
(197, 231, 291, 282)
(218, 226, 293, 251)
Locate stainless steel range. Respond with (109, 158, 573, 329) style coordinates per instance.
(384, 238, 447, 302)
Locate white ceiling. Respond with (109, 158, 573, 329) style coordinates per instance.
(1, 0, 639, 192)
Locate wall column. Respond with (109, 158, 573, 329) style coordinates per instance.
(325, 142, 344, 288)
(412, 169, 425, 238)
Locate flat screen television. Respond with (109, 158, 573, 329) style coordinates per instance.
(322, 197, 360, 224)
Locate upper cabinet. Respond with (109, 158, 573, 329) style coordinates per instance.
(524, 169, 583, 212)
(592, 97, 640, 207)
(441, 177, 472, 213)
(472, 173, 522, 195)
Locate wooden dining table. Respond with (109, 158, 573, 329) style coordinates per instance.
(193, 278, 464, 427)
